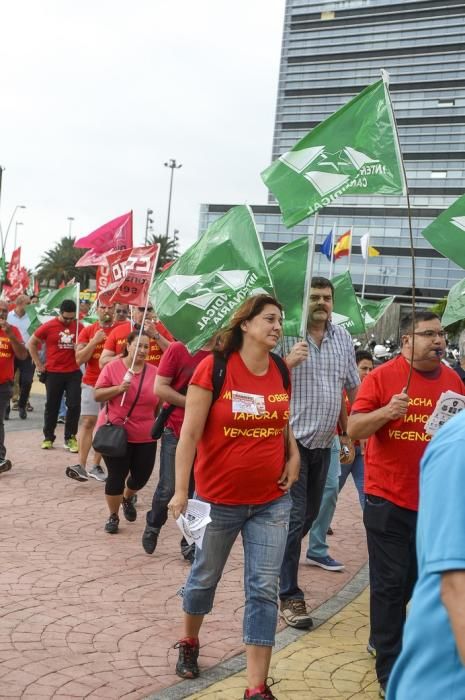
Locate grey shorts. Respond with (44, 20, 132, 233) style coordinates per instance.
(81, 383, 100, 417)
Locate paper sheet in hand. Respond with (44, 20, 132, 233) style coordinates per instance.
(176, 499, 211, 549)
(424, 390, 465, 435)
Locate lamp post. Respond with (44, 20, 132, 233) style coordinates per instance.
(3, 204, 26, 255)
(144, 208, 154, 245)
(67, 216, 75, 237)
(14, 221, 23, 250)
(164, 159, 182, 238)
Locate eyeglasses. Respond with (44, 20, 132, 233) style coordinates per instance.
(115, 309, 128, 314)
(138, 307, 153, 312)
(413, 330, 447, 339)
(61, 315, 76, 323)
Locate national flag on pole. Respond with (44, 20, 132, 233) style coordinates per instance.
(99, 245, 159, 307)
(421, 192, 465, 271)
(320, 230, 333, 261)
(357, 295, 394, 328)
(74, 212, 133, 267)
(261, 74, 406, 228)
(360, 233, 380, 259)
(333, 230, 352, 259)
(441, 278, 465, 328)
(268, 237, 308, 336)
(150, 205, 274, 353)
(25, 283, 80, 335)
(332, 271, 366, 335)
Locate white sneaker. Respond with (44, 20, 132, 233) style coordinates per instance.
(88, 465, 107, 482)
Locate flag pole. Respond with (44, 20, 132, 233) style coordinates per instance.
(75, 282, 80, 343)
(361, 233, 369, 299)
(299, 213, 319, 338)
(347, 226, 353, 272)
(328, 221, 336, 279)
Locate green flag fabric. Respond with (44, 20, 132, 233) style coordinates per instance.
(332, 271, 366, 336)
(268, 237, 308, 336)
(26, 284, 80, 335)
(261, 76, 405, 228)
(441, 278, 465, 327)
(421, 192, 465, 270)
(150, 205, 274, 353)
(0, 257, 7, 284)
(357, 295, 395, 328)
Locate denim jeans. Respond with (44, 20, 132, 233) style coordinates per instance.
(146, 428, 178, 529)
(183, 493, 292, 646)
(339, 445, 365, 509)
(279, 444, 331, 600)
(307, 436, 340, 559)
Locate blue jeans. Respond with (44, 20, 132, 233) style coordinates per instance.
(146, 428, 178, 529)
(307, 436, 341, 559)
(183, 493, 291, 646)
(279, 445, 331, 600)
(339, 445, 365, 509)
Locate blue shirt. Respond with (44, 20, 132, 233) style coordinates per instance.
(387, 410, 465, 699)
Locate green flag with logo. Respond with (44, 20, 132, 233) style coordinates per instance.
(261, 75, 406, 228)
(441, 278, 465, 327)
(26, 283, 80, 335)
(332, 271, 366, 335)
(150, 205, 274, 353)
(357, 295, 395, 328)
(421, 192, 465, 270)
(268, 237, 308, 336)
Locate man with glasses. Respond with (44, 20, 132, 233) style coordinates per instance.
(348, 311, 464, 698)
(99, 305, 172, 369)
(28, 300, 84, 451)
(0, 300, 27, 472)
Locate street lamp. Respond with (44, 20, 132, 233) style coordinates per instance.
(144, 208, 154, 245)
(67, 216, 75, 237)
(3, 204, 26, 255)
(164, 158, 182, 238)
(14, 221, 23, 250)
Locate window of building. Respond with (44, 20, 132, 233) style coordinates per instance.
(438, 99, 455, 107)
(430, 171, 447, 179)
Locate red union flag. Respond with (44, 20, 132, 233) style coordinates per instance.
(75, 211, 133, 267)
(99, 245, 159, 307)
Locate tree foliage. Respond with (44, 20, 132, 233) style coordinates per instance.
(36, 236, 94, 287)
(147, 233, 180, 271)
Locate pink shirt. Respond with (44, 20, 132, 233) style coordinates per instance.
(95, 359, 158, 443)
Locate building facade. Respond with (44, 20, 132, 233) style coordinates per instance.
(199, 0, 465, 302)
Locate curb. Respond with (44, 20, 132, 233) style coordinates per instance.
(146, 562, 369, 700)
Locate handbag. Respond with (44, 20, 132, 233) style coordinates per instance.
(93, 364, 147, 457)
(151, 383, 188, 440)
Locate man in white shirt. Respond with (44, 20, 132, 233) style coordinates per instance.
(7, 295, 34, 419)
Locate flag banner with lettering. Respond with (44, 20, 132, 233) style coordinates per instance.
(150, 205, 274, 353)
(441, 277, 465, 327)
(261, 75, 406, 228)
(1, 248, 31, 300)
(25, 283, 80, 335)
(75, 211, 133, 267)
(357, 295, 395, 328)
(99, 245, 159, 307)
(332, 271, 366, 335)
(421, 192, 465, 270)
(268, 236, 308, 336)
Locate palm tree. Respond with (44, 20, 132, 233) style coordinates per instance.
(147, 233, 180, 271)
(36, 236, 94, 287)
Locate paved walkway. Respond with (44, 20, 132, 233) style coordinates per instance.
(1, 387, 368, 699)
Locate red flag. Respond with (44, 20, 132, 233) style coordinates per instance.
(96, 264, 111, 294)
(75, 212, 133, 267)
(99, 245, 159, 307)
(2, 250, 29, 300)
(33, 277, 40, 295)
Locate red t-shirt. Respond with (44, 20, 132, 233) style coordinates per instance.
(95, 359, 158, 443)
(191, 352, 291, 505)
(351, 354, 465, 510)
(103, 321, 171, 367)
(35, 318, 83, 373)
(156, 341, 210, 438)
(78, 321, 120, 386)
(0, 327, 23, 383)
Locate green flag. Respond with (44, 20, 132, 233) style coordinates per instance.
(0, 257, 7, 284)
(332, 271, 366, 336)
(150, 205, 274, 353)
(268, 237, 308, 336)
(261, 75, 405, 228)
(26, 283, 80, 335)
(421, 192, 465, 270)
(441, 278, 465, 327)
(357, 295, 395, 328)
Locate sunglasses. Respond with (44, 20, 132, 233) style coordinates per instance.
(138, 307, 153, 312)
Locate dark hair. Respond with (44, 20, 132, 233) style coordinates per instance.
(216, 294, 283, 357)
(355, 349, 374, 365)
(400, 311, 440, 337)
(60, 299, 76, 313)
(311, 276, 334, 298)
(121, 331, 150, 357)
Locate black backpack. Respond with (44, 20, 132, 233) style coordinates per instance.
(211, 351, 290, 403)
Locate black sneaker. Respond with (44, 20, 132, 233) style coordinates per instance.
(122, 494, 137, 522)
(104, 513, 119, 534)
(18, 407, 27, 420)
(174, 638, 199, 679)
(0, 459, 12, 474)
(244, 679, 278, 699)
(142, 525, 160, 554)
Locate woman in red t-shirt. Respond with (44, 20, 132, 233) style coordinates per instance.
(94, 332, 159, 534)
(168, 294, 300, 700)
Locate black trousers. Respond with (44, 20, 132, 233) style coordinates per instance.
(104, 441, 157, 496)
(364, 494, 418, 687)
(16, 355, 35, 408)
(0, 382, 13, 459)
(43, 370, 82, 442)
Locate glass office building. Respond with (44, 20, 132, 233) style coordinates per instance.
(199, 0, 465, 302)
